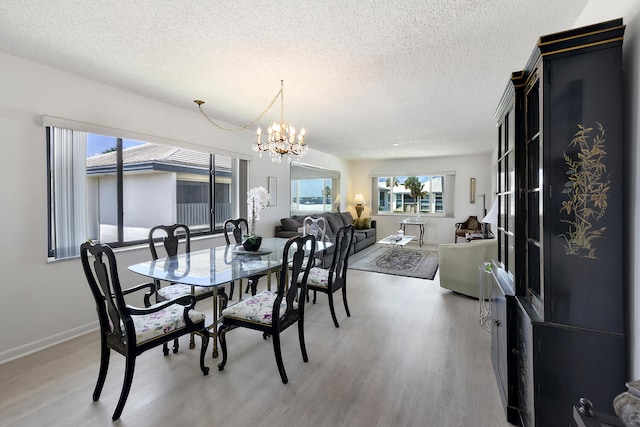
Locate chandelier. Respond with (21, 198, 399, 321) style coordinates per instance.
(194, 80, 307, 163)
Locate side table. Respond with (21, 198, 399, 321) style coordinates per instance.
(399, 219, 425, 246)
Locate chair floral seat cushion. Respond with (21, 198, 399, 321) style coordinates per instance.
(301, 267, 329, 288)
(129, 303, 206, 345)
(157, 284, 212, 301)
(221, 291, 296, 325)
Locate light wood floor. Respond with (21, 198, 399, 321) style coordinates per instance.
(0, 253, 513, 427)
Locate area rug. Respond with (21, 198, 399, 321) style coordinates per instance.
(348, 247, 439, 280)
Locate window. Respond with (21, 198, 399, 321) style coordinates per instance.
(371, 174, 455, 216)
(47, 126, 246, 259)
(290, 164, 340, 216)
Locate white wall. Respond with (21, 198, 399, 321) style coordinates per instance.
(574, 0, 640, 380)
(350, 155, 492, 243)
(0, 52, 347, 362)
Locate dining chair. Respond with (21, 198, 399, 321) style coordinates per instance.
(80, 241, 209, 420)
(217, 234, 316, 384)
(300, 224, 355, 327)
(148, 224, 220, 353)
(303, 216, 327, 242)
(223, 218, 265, 297)
(300, 216, 327, 268)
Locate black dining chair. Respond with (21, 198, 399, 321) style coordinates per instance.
(300, 224, 355, 327)
(224, 218, 265, 297)
(217, 235, 316, 384)
(80, 241, 209, 420)
(148, 224, 219, 353)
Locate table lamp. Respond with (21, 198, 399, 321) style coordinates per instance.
(354, 193, 366, 218)
(482, 196, 499, 238)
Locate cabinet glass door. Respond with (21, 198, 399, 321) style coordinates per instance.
(525, 77, 543, 314)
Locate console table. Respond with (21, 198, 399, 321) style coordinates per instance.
(399, 219, 425, 246)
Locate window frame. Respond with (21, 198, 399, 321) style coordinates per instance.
(370, 173, 455, 217)
(45, 118, 248, 260)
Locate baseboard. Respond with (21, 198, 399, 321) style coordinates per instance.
(0, 321, 98, 365)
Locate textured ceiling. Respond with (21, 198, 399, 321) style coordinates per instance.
(0, 0, 588, 159)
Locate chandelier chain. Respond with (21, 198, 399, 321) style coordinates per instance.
(195, 80, 307, 163)
(195, 83, 283, 132)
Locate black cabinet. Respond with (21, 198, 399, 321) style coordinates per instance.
(494, 19, 627, 427)
(516, 298, 626, 426)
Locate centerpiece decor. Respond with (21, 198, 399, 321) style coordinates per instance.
(244, 186, 270, 251)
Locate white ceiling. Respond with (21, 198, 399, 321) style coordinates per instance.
(0, 0, 588, 160)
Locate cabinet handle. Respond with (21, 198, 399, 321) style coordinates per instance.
(578, 397, 594, 417)
(493, 319, 501, 327)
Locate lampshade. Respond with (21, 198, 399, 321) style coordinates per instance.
(482, 196, 499, 224)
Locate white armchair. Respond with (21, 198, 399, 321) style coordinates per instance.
(438, 239, 498, 298)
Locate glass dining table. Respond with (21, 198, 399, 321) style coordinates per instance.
(128, 237, 330, 357)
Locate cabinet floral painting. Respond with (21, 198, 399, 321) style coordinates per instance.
(559, 122, 610, 259)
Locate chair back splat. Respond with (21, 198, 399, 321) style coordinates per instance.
(329, 224, 355, 287)
(81, 241, 209, 420)
(224, 218, 249, 245)
(279, 235, 315, 328)
(149, 223, 190, 259)
(217, 235, 316, 384)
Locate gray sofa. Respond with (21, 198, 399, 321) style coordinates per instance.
(274, 211, 377, 268)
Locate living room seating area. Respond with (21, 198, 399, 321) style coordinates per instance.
(275, 211, 376, 268)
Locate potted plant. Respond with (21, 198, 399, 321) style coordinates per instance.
(244, 186, 270, 251)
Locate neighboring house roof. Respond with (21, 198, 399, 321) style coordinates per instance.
(87, 143, 231, 175)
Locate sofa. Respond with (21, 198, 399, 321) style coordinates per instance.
(275, 211, 377, 268)
(438, 239, 498, 298)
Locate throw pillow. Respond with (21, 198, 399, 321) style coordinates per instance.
(325, 212, 344, 235)
(354, 218, 371, 230)
(340, 212, 354, 226)
(467, 217, 479, 230)
(281, 217, 302, 232)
